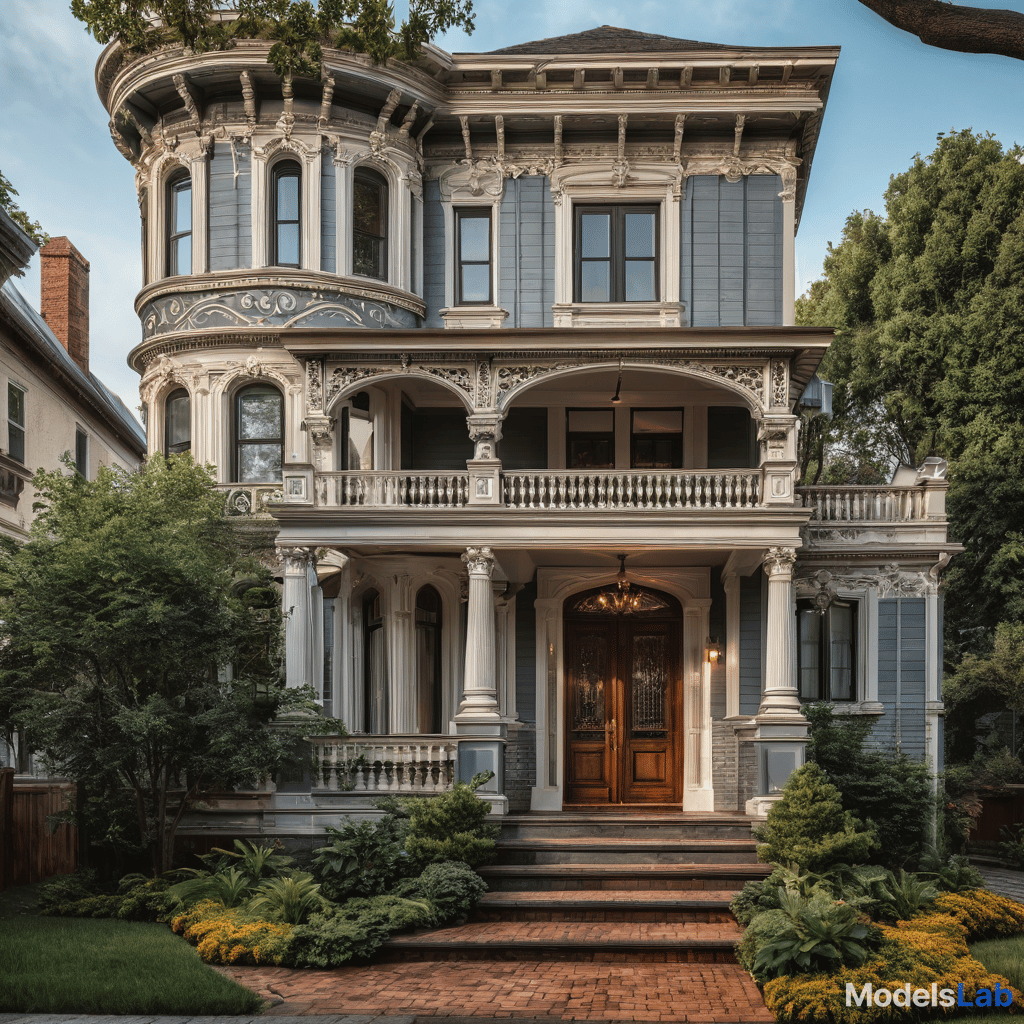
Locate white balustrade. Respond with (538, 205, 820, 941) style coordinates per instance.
(501, 470, 762, 510)
(317, 472, 469, 508)
(797, 486, 927, 522)
(310, 735, 457, 794)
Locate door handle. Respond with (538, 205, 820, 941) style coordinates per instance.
(607, 717, 617, 752)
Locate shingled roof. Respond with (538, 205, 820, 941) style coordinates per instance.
(487, 25, 734, 56)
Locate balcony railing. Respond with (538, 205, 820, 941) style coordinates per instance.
(310, 735, 457, 794)
(316, 472, 470, 508)
(797, 486, 929, 522)
(502, 470, 761, 509)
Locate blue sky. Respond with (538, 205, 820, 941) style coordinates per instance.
(2, 0, 1023, 415)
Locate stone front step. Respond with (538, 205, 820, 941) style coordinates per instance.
(473, 888, 739, 923)
(500, 811, 757, 842)
(495, 837, 760, 865)
(478, 862, 772, 892)
(379, 919, 742, 963)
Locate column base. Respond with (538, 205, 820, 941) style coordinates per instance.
(745, 795, 781, 819)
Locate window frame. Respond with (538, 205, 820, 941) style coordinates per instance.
(630, 407, 683, 469)
(74, 427, 89, 479)
(7, 381, 25, 464)
(164, 388, 191, 457)
(270, 160, 302, 269)
(797, 598, 858, 703)
(454, 207, 493, 306)
(573, 203, 660, 303)
(565, 408, 616, 470)
(353, 167, 388, 281)
(166, 172, 192, 277)
(233, 384, 284, 484)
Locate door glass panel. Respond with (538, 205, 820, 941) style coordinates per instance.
(571, 633, 607, 735)
(632, 634, 667, 734)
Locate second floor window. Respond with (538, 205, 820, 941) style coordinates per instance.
(75, 428, 89, 478)
(797, 599, 857, 702)
(7, 382, 25, 464)
(272, 161, 302, 268)
(165, 388, 191, 456)
(167, 173, 192, 276)
(353, 168, 387, 279)
(567, 409, 615, 470)
(455, 209, 491, 304)
(235, 385, 283, 483)
(575, 205, 658, 303)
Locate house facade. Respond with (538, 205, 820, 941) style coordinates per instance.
(96, 24, 954, 827)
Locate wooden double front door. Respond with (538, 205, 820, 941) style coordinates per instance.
(564, 596, 682, 805)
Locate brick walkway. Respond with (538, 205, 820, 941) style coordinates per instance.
(979, 867, 1024, 904)
(216, 961, 774, 1022)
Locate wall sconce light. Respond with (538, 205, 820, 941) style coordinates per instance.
(705, 636, 723, 663)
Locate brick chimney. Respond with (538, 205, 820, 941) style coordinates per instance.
(40, 237, 90, 376)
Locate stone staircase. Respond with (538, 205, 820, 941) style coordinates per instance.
(380, 811, 769, 963)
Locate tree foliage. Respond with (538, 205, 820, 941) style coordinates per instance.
(0, 456, 321, 874)
(0, 169, 48, 251)
(70, 0, 475, 76)
(797, 130, 1024, 647)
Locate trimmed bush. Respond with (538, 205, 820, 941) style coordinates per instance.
(286, 913, 390, 968)
(311, 816, 411, 900)
(332, 894, 437, 931)
(390, 860, 488, 923)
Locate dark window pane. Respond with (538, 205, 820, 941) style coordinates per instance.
(829, 605, 855, 701)
(75, 430, 88, 477)
(569, 438, 614, 469)
(174, 183, 191, 232)
(798, 608, 820, 700)
(277, 222, 300, 266)
(8, 424, 24, 464)
(239, 444, 283, 483)
(581, 214, 610, 258)
(459, 216, 489, 261)
(276, 173, 299, 221)
(354, 179, 383, 234)
(581, 261, 610, 302)
(174, 236, 191, 276)
(8, 383, 24, 425)
(353, 234, 383, 278)
(166, 391, 191, 452)
(625, 212, 655, 257)
(624, 261, 655, 301)
(239, 391, 282, 440)
(460, 264, 490, 303)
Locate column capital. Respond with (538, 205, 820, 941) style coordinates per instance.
(462, 546, 496, 578)
(278, 546, 317, 575)
(763, 547, 797, 579)
(467, 415, 503, 461)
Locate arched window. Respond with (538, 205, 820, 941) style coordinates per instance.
(415, 586, 442, 733)
(271, 161, 302, 268)
(164, 388, 191, 456)
(234, 384, 283, 483)
(167, 172, 192, 276)
(353, 168, 387, 280)
(363, 589, 387, 733)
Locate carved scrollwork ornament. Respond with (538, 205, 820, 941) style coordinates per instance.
(462, 546, 496, 577)
(306, 360, 324, 413)
(763, 547, 797, 578)
(326, 367, 384, 404)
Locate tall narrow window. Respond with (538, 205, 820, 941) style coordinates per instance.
(415, 586, 443, 734)
(75, 428, 88, 478)
(164, 388, 191, 456)
(566, 409, 615, 469)
(455, 209, 491, 304)
(167, 173, 192, 276)
(271, 161, 302, 268)
(7, 383, 25, 464)
(797, 599, 857, 702)
(632, 409, 683, 469)
(353, 168, 388, 280)
(363, 590, 387, 733)
(575, 205, 658, 302)
(234, 385, 283, 483)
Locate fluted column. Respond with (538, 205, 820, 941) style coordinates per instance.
(456, 546, 500, 721)
(280, 546, 316, 690)
(758, 546, 800, 716)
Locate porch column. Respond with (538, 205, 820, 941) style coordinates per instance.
(759, 546, 799, 716)
(280, 546, 316, 689)
(455, 546, 507, 815)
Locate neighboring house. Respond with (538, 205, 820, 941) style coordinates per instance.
(0, 215, 145, 540)
(94, 24, 957, 827)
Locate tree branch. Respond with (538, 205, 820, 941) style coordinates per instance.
(857, 0, 1024, 60)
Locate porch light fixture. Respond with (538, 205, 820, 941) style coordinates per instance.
(705, 637, 723, 663)
(596, 554, 643, 614)
(610, 358, 623, 403)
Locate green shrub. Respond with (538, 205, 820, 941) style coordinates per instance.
(197, 839, 294, 886)
(390, 860, 488, 923)
(311, 816, 411, 900)
(380, 771, 499, 870)
(37, 870, 102, 912)
(41, 877, 179, 922)
(844, 866, 938, 923)
(917, 850, 985, 892)
(332, 894, 437, 931)
(736, 908, 790, 976)
(168, 867, 256, 909)
(247, 872, 327, 925)
(753, 762, 876, 872)
(286, 913, 390, 967)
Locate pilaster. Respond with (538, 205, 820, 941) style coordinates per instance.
(280, 546, 316, 689)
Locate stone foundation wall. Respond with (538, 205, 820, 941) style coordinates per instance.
(505, 725, 536, 813)
(712, 719, 739, 811)
(738, 735, 758, 809)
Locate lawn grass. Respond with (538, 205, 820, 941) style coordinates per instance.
(934, 933, 1024, 1022)
(0, 883, 264, 1015)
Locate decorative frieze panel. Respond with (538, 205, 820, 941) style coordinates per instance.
(140, 286, 417, 338)
(794, 565, 936, 599)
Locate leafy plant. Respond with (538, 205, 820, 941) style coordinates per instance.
(753, 762, 876, 872)
(390, 860, 488, 923)
(199, 840, 294, 886)
(844, 866, 938, 922)
(999, 823, 1024, 869)
(311, 815, 410, 900)
(169, 867, 255, 909)
(247, 872, 327, 925)
(286, 912, 389, 967)
(751, 889, 877, 982)
(917, 850, 985, 893)
(332, 894, 437, 931)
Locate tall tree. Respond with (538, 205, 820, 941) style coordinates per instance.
(798, 130, 1024, 648)
(0, 457, 322, 874)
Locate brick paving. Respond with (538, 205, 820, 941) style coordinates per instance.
(215, 961, 774, 1022)
(383, 921, 742, 946)
(980, 867, 1024, 904)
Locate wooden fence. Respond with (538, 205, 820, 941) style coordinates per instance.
(0, 770, 77, 890)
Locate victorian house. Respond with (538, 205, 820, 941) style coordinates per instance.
(95, 24, 954, 828)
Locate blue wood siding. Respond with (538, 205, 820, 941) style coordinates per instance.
(499, 176, 555, 327)
(709, 569, 727, 719)
(321, 158, 336, 274)
(209, 141, 251, 270)
(515, 581, 537, 723)
(683, 174, 782, 327)
(422, 180, 445, 327)
(740, 573, 763, 715)
(876, 598, 928, 757)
